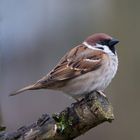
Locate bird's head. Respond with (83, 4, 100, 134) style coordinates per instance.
(85, 33, 119, 54)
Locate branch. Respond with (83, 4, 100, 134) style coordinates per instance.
(0, 91, 114, 140)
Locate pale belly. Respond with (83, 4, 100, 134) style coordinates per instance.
(61, 55, 118, 98)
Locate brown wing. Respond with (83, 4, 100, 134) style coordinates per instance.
(9, 44, 105, 96)
(15, 44, 105, 92)
(43, 44, 104, 82)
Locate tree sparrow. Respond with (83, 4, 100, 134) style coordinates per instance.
(10, 33, 119, 100)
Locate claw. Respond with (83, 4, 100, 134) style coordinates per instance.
(96, 90, 106, 97)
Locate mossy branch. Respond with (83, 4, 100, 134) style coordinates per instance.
(0, 91, 114, 140)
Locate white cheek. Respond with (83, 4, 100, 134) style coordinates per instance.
(83, 42, 114, 55)
(95, 44, 113, 54)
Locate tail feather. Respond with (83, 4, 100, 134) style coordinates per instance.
(9, 83, 42, 96)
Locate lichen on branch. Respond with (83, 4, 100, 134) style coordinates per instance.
(0, 91, 114, 140)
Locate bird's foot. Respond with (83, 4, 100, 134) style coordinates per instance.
(96, 90, 106, 97)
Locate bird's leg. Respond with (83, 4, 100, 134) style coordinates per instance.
(96, 90, 106, 97)
(76, 92, 91, 102)
(73, 97, 81, 102)
(72, 91, 106, 102)
(71, 94, 87, 102)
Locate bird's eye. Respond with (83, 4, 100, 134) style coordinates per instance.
(97, 47, 104, 50)
(98, 39, 110, 46)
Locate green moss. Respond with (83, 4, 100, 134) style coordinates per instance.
(53, 112, 74, 138)
(94, 100, 114, 121)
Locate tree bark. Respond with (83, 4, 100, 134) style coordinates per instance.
(0, 91, 114, 140)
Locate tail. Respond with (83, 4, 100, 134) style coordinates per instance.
(9, 82, 43, 96)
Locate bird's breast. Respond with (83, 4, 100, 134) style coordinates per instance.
(61, 55, 118, 97)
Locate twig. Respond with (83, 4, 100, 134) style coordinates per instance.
(0, 91, 114, 140)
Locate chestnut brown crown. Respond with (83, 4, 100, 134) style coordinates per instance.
(86, 33, 112, 45)
(85, 33, 119, 54)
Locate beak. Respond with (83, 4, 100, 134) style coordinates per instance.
(109, 38, 119, 47)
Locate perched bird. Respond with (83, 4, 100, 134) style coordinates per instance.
(10, 33, 119, 100)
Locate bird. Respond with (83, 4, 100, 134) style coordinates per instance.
(10, 33, 119, 100)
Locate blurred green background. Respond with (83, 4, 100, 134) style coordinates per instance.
(0, 0, 140, 140)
